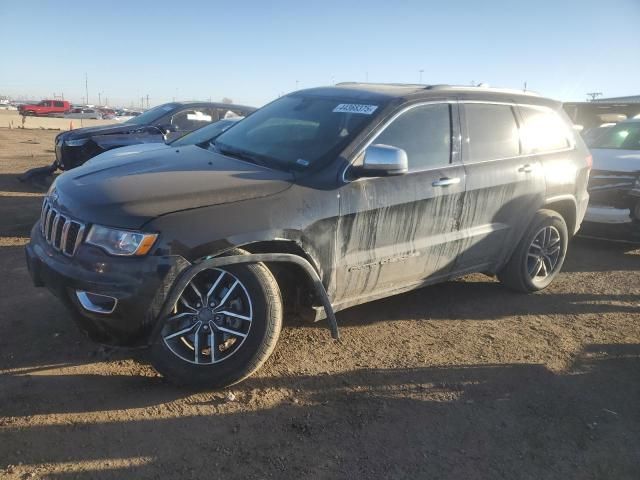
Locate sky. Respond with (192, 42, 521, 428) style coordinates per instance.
(1, 0, 638, 108)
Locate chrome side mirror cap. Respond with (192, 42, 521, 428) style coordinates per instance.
(358, 144, 408, 177)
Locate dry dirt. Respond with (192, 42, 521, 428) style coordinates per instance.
(0, 127, 638, 479)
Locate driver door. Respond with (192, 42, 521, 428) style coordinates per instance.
(335, 102, 466, 304)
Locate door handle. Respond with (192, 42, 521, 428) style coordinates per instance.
(518, 164, 533, 173)
(432, 177, 461, 187)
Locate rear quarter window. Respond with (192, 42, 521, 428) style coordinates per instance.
(519, 106, 571, 153)
(465, 104, 520, 161)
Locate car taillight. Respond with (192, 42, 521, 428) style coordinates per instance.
(585, 154, 593, 171)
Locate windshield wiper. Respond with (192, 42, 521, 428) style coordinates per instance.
(213, 142, 270, 167)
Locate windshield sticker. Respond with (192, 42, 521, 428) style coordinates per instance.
(333, 104, 378, 115)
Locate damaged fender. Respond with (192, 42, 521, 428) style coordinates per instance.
(154, 253, 340, 341)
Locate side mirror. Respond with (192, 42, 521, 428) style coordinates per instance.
(157, 124, 177, 134)
(357, 144, 408, 177)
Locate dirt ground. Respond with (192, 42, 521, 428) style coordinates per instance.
(0, 127, 638, 479)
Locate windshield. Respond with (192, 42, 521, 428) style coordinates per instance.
(124, 103, 178, 125)
(589, 122, 640, 150)
(213, 94, 382, 171)
(170, 118, 241, 147)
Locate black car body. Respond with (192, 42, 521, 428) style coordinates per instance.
(26, 83, 591, 387)
(54, 101, 255, 170)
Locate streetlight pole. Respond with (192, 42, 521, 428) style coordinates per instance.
(85, 73, 89, 105)
(419, 69, 424, 83)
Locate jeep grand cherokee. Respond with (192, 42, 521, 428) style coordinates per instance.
(26, 83, 591, 387)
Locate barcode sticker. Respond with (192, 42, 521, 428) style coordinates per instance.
(333, 104, 378, 115)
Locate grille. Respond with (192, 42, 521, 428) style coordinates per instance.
(40, 199, 85, 256)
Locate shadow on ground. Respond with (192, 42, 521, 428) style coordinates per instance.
(0, 344, 638, 479)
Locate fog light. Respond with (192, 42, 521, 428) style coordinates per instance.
(76, 290, 117, 314)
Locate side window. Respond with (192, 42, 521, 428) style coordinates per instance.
(170, 109, 213, 131)
(217, 107, 243, 120)
(519, 106, 571, 153)
(374, 103, 451, 170)
(465, 104, 519, 161)
(54, 101, 64, 107)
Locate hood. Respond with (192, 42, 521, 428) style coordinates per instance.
(83, 143, 172, 167)
(591, 148, 640, 174)
(60, 122, 161, 140)
(54, 145, 294, 229)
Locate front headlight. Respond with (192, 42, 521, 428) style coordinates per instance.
(86, 225, 158, 256)
(65, 138, 89, 147)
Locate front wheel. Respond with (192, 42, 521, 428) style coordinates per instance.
(149, 250, 282, 388)
(498, 210, 568, 293)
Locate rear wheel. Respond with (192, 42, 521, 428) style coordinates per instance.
(149, 250, 282, 388)
(498, 210, 568, 293)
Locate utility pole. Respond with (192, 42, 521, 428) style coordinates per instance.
(295, 80, 299, 90)
(523, 81, 527, 91)
(85, 73, 89, 105)
(146, 94, 149, 109)
(98, 92, 101, 106)
(419, 69, 424, 83)
(586, 92, 603, 102)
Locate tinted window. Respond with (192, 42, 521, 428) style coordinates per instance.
(170, 109, 213, 131)
(215, 95, 381, 171)
(519, 106, 571, 153)
(374, 103, 451, 170)
(124, 103, 179, 125)
(54, 101, 64, 107)
(466, 104, 519, 161)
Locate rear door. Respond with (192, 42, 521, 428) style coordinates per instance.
(335, 101, 466, 304)
(455, 102, 545, 272)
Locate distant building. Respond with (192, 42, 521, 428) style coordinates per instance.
(594, 95, 640, 103)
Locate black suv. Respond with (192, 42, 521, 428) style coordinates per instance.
(26, 83, 590, 387)
(53, 101, 255, 171)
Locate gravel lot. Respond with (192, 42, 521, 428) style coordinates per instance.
(0, 127, 638, 479)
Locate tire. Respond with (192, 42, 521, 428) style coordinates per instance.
(149, 249, 282, 388)
(498, 209, 568, 293)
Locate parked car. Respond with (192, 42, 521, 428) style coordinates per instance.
(114, 110, 142, 122)
(64, 108, 103, 120)
(52, 101, 255, 171)
(582, 118, 640, 240)
(18, 100, 71, 116)
(82, 117, 244, 167)
(25, 83, 590, 387)
(0, 103, 18, 111)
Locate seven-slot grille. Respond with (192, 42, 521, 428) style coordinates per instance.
(40, 199, 85, 256)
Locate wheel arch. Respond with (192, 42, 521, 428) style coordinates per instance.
(544, 195, 578, 236)
(195, 239, 326, 322)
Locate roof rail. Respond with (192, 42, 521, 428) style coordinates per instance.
(429, 85, 541, 96)
(335, 82, 432, 89)
(334, 81, 540, 96)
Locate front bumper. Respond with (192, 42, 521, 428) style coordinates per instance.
(26, 222, 190, 345)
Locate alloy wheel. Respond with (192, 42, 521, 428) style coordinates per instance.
(161, 268, 253, 365)
(526, 226, 562, 282)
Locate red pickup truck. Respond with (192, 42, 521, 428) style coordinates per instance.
(19, 100, 71, 117)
